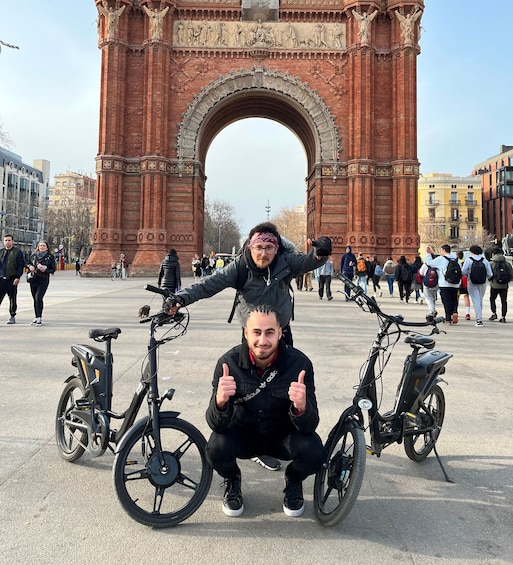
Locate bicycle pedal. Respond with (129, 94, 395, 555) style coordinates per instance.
(125, 459, 138, 465)
(366, 446, 377, 455)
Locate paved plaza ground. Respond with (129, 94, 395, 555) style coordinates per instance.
(0, 271, 512, 565)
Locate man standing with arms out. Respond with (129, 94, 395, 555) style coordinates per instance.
(205, 306, 325, 518)
(424, 244, 460, 324)
(0, 234, 25, 324)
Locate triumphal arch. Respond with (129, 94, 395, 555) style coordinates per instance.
(87, 0, 424, 275)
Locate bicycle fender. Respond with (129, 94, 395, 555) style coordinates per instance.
(114, 411, 181, 454)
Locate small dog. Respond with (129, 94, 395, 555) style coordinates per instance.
(138, 305, 150, 318)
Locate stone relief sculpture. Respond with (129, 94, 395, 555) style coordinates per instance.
(352, 8, 377, 45)
(98, 1, 126, 40)
(394, 7, 422, 45)
(173, 21, 346, 50)
(143, 5, 170, 40)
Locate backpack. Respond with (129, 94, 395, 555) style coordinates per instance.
(492, 260, 512, 284)
(400, 263, 413, 282)
(356, 257, 367, 274)
(423, 266, 439, 288)
(374, 264, 384, 277)
(443, 256, 462, 285)
(469, 257, 487, 285)
(415, 269, 424, 285)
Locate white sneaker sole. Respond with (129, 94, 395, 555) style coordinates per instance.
(283, 503, 304, 517)
(222, 503, 244, 517)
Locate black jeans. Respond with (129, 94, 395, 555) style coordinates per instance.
(318, 275, 332, 299)
(0, 277, 18, 316)
(206, 427, 325, 482)
(490, 287, 508, 318)
(29, 276, 50, 318)
(439, 287, 459, 321)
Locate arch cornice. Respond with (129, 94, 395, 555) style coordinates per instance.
(176, 66, 340, 166)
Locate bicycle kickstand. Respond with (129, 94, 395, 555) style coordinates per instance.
(433, 443, 454, 483)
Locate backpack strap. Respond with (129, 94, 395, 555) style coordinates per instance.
(227, 254, 248, 323)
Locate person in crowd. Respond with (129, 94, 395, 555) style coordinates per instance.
(0, 234, 25, 324)
(457, 251, 471, 320)
(192, 253, 201, 282)
(205, 306, 325, 518)
(418, 257, 439, 319)
(317, 255, 334, 300)
(369, 256, 383, 297)
(488, 246, 513, 323)
(75, 258, 81, 277)
(461, 244, 493, 327)
(340, 245, 357, 299)
(158, 248, 182, 299)
(27, 240, 57, 326)
(303, 271, 313, 292)
(200, 254, 210, 277)
(424, 244, 460, 324)
(354, 252, 369, 294)
(411, 255, 424, 303)
(383, 256, 396, 297)
(394, 255, 413, 303)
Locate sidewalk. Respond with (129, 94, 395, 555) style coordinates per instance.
(1, 272, 512, 565)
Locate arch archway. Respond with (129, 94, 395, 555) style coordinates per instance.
(86, 0, 424, 275)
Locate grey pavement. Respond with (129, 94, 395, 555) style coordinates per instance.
(1, 271, 512, 565)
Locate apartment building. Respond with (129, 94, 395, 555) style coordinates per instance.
(417, 172, 482, 250)
(0, 147, 49, 256)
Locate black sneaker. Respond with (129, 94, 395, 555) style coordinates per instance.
(283, 478, 304, 517)
(489, 313, 498, 321)
(251, 455, 281, 471)
(222, 475, 244, 517)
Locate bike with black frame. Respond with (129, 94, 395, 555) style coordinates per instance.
(313, 273, 453, 527)
(55, 284, 212, 527)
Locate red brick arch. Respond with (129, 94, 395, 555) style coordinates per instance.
(85, 0, 423, 276)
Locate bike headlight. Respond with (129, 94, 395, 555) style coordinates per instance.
(358, 398, 373, 410)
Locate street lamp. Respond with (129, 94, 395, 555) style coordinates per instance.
(218, 223, 223, 253)
(265, 200, 271, 220)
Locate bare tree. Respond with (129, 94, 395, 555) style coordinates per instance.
(461, 226, 496, 253)
(270, 206, 307, 252)
(44, 199, 95, 260)
(204, 198, 242, 254)
(418, 218, 448, 253)
(0, 119, 13, 148)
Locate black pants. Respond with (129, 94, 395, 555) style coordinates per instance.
(439, 287, 459, 321)
(206, 427, 325, 482)
(397, 280, 412, 301)
(29, 276, 50, 318)
(318, 275, 332, 299)
(0, 277, 18, 317)
(490, 287, 508, 318)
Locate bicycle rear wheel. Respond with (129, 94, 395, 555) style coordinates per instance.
(113, 415, 212, 528)
(404, 383, 445, 462)
(55, 377, 87, 462)
(314, 420, 366, 527)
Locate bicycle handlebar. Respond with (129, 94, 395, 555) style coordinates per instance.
(337, 272, 445, 327)
(144, 284, 171, 298)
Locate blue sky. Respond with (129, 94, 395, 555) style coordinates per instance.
(1, 1, 512, 234)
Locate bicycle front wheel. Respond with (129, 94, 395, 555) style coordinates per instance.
(404, 383, 445, 462)
(55, 377, 87, 462)
(113, 415, 212, 528)
(314, 421, 366, 527)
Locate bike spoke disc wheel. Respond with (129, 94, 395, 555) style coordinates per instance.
(314, 421, 366, 527)
(55, 377, 88, 463)
(404, 384, 445, 462)
(113, 416, 212, 528)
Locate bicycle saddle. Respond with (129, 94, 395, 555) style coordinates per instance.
(404, 334, 435, 349)
(89, 327, 122, 340)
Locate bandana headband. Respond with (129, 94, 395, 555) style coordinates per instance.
(249, 232, 279, 248)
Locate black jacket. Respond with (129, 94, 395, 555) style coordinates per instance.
(28, 251, 56, 279)
(206, 340, 319, 439)
(158, 253, 181, 291)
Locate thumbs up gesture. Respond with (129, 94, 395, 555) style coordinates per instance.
(216, 363, 237, 410)
(288, 370, 307, 416)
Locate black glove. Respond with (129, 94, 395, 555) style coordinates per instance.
(164, 296, 184, 311)
(312, 236, 332, 257)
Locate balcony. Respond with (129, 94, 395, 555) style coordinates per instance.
(465, 199, 477, 206)
(449, 200, 461, 206)
(425, 200, 440, 206)
(466, 217, 479, 225)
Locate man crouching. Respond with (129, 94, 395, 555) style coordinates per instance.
(205, 305, 325, 517)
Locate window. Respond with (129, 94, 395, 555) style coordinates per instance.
(450, 192, 458, 203)
(428, 191, 436, 204)
(451, 208, 459, 221)
(468, 209, 475, 222)
(450, 226, 459, 239)
(428, 208, 436, 220)
(467, 192, 474, 205)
